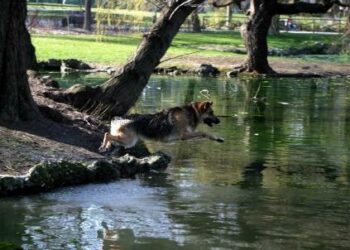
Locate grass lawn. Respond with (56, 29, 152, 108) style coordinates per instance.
(31, 31, 342, 65)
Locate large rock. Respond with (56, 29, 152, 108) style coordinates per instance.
(38, 58, 92, 71)
(0, 152, 171, 197)
(38, 59, 62, 70)
(197, 64, 220, 77)
(63, 59, 92, 70)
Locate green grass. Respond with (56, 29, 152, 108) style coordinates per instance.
(31, 31, 343, 65)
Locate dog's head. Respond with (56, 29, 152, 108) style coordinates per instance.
(192, 101, 220, 127)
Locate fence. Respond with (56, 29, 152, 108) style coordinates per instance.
(201, 15, 348, 33)
(27, 8, 348, 34)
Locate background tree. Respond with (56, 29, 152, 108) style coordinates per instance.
(226, 4, 233, 27)
(237, 0, 350, 74)
(269, 15, 280, 35)
(83, 0, 93, 31)
(0, 0, 40, 122)
(191, 9, 202, 32)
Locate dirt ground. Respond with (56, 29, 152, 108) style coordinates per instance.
(0, 74, 105, 176)
(158, 55, 350, 76)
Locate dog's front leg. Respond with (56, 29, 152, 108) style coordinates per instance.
(181, 132, 224, 142)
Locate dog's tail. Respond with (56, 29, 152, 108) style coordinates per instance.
(110, 117, 133, 134)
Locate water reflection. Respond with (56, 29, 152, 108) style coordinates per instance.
(1, 75, 350, 249)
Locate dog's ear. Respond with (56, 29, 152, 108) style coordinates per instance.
(192, 101, 212, 113)
(204, 101, 213, 110)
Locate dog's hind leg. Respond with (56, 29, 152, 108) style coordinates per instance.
(99, 130, 138, 153)
(99, 132, 113, 153)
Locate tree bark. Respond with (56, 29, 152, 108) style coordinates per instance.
(346, 12, 350, 35)
(24, 26, 38, 70)
(0, 0, 40, 122)
(269, 15, 280, 35)
(243, 0, 275, 74)
(52, 0, 204, 120)
(83, 0, 93, 31)
(226, 4, 233, 28)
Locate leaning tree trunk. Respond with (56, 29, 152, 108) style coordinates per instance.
(83, 0, 92, 31)
(52, 0, 204, 120)
(0, 0, 40, 122)
(243, 0, 275, 74)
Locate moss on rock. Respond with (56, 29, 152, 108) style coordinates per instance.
(0, 152, 171, 197)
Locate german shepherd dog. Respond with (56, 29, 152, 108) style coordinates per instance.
(98, 101, 224, 153)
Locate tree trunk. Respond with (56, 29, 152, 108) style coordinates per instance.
(269, 15, 280, 35)
(52, 0, 204, 120)
(0, 0, 40, 122)
(346, 13, 350, 35)
(226, 4, 233, 28)
(191, 9, 201, 32)
(24, 27, 38, 70)
(244, 0, 275, 74)
(83, 0, 92, 31)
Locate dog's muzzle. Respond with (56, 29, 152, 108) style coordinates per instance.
(203, 117, 220, 127)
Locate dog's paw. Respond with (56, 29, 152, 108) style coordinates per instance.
(98, 146, 107, 154)
(216, 137, 225, 143)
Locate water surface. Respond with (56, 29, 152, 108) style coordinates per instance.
(1, 74, 350, 249)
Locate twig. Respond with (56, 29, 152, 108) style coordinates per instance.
(159, 50, 201, 64)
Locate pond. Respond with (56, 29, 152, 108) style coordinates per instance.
(1, 74, 350, 249)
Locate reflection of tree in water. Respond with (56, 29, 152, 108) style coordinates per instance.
(184, 79, 196, 103)
(237, 77, 269, 188)
(0, 197, 88, 249)
(0, 199, 26, 248)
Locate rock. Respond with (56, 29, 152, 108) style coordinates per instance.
(0, 176, 26, 196)
(27, 161, 91, 192)
(0, 152, 171, 197)
(38, 59, 62, 70)
(87, 160, 120, 182)
(197, 64, 220, 77)
(63, 59, 92, 70)
(106, 67, 116, 75)
(232, 48, 247, 54)
(114, 141, 151, 158)
(226, 70, 238, 78)
(154, 66, 178, 75)
(45, 79, 60, 88)
(114, 151, 171, 178)
(38, 58, 92, 71)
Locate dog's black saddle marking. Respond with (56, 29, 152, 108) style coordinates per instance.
(123, 109, 175, 139)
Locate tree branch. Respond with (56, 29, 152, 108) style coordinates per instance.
(213, 0, 243, 8)
(169, 0, 204, 20)
(275, 0, 350, 15)
(213, 0, 234, 8)
(159, 50, 201, 64)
